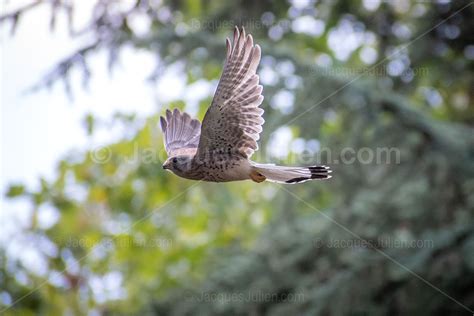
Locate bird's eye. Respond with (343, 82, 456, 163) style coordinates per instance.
(172, 158, 178, 164)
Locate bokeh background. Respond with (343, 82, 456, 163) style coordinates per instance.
(1, 0, 474, 315)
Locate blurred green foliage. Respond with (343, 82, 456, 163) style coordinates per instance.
(1, 0, 474, 315)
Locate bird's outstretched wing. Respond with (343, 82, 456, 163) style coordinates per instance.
(160, 109, 201, 157)
(197, 26, 264, 159)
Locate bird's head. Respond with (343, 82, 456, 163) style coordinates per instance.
(163, 156, 193, 174)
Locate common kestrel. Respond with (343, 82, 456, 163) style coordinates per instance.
(160, 26, 331, 183)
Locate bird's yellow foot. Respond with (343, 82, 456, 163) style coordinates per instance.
(250, 170, 266, 183)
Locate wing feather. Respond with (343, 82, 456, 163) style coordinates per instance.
(197, 26, 264, 159)
(160, 109, 201, 157)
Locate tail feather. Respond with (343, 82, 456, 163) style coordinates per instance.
(253, 163, 332, 184)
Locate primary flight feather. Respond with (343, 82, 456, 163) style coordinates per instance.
(160, 26, 331, 184)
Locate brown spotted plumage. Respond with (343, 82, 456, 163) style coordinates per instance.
(160, 27, 332, 184)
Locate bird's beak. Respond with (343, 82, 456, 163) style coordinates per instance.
(162, 161, 170, 170)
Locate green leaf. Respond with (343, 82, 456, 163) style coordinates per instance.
(6, 184, 25, 197)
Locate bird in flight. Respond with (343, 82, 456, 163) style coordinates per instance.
(160, 26, 331, 184)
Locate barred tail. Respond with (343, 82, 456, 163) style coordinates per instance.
(252, 163, 332, 184)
